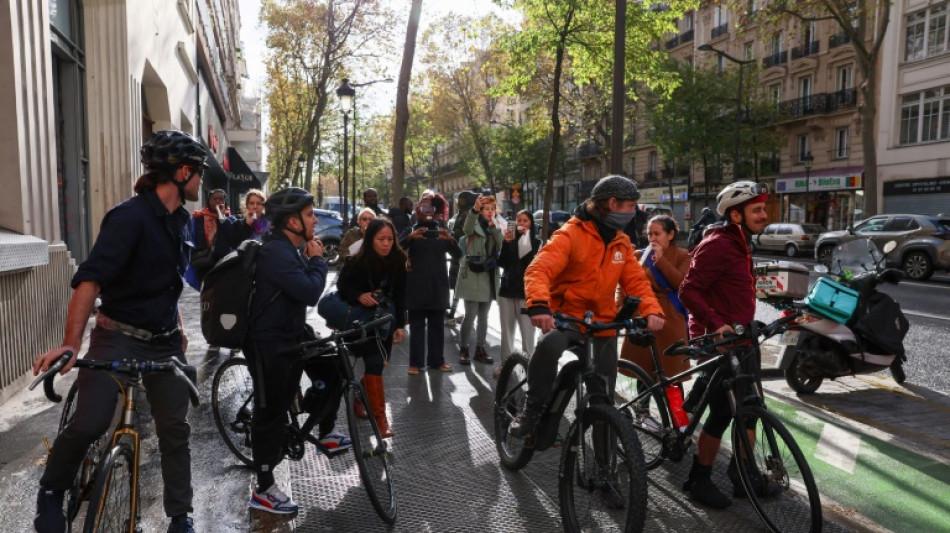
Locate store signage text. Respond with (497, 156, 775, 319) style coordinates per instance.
(775, 174, 862, 194)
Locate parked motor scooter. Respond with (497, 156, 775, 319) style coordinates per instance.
(779, 239, 910, 394)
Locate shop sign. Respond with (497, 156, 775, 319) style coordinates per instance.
(775, 174, 861, 194)
(660, 185, 689, 202)
(639, 188, 663, 203)
(882, 177, 950, 195)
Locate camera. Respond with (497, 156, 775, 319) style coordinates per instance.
(425, 229, 440, 239)
(480, 188, 492, 196)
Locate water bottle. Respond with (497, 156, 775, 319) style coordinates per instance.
(665, 385, 690, 432)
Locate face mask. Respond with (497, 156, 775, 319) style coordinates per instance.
(603, 210, 636, 230)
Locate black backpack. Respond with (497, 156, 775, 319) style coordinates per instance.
(200, 239, 270, 349)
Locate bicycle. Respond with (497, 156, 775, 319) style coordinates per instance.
(29, 351, 201, 533)
(613, 314, 823, 533)
(493, 297, 648, 533)
(211, 314, 397, 525)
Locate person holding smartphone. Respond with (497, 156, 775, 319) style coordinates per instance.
(401, 195, 461, 374)
(495, 209, 541, 378)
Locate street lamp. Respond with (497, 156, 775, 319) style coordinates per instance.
(802, 151, 813, 224)
(336, 78, 355, 225)
(698, 43, 754, 182)
(347, 78, 394, 213)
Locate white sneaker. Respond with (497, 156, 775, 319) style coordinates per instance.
(249, 484, 299, 514)
(317, 429, 352, 455)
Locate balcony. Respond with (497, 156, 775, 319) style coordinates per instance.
(644, 170, 658, 182)
(578, 140, 603, 158)
(762, 50, 788, 68)
(827, 88, 858, 112)
(759, 157, 780, 175)
(829, 32, 851, 49)
(680, 29, 694, 44)
(711, 23, 729, 39)
(665, 35, 679, 50)
(778, 89, 857, 118)
(791, 40, 820, 59)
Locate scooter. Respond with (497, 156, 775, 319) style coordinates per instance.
(779, 239, 910, 394)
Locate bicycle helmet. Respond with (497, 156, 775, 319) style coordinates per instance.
(591, 175, 640, 201)
(265, 187, 314, 228)
(140, 130, 209, 170)
(716, 181, 769, 216)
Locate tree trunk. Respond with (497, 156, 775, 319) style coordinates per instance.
(543, 39, 566, 241)
(859, 61, 879, 216)
(391, 0, 424, 203)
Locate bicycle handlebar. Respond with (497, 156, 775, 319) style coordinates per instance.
(552, 311, 649, 336)
(293, 314, 396, 356)
(663, 311, 801, 359)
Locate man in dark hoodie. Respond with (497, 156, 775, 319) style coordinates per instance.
(678, 181, 770, 509)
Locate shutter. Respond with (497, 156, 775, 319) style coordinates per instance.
(884, 194, 950, 216)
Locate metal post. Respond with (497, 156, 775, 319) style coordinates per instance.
(735, 62, 743, 181)
(611, 0, 626, 175)
(342, 112, 349, 227)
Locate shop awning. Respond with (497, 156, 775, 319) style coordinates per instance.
(203, 153, 229, 190)
(225, 147, 262, 190)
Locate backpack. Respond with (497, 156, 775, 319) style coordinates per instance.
(200, 239, 271, 349)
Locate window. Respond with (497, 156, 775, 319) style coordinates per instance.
(763, 225, 777, 235)
(799, 76, 812, 98)
(884, 216, 919, 231)
(771, 32, 783, 54)
(717, 54, 725, 71)
(905, 2, 950, 61)
(900, 86, 950, 144)
(649, 151, 658, 172)
(715, 5, 726, 26)
(797, 135, 810, 161)
(837, 65, 853, 91)
(768, 83, 782, 105)
(802, 21, 817, 44)
(684, 11, 694, 31)
(855, 216, 887, 233)
(777, 225, 793, 236)
(834, 127, 849, 159)
(744, 41, 755, 60)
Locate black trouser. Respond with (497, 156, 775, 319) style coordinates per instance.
(40, 328, 193, 518)
(701, 345, 758, 439)
(244, 340, 343, 478)
(408, 309, 446, 368)
(525, 329, 618, 404)
(348, 331, 390, 376)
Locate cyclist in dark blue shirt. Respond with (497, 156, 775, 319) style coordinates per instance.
(32, 130, 207, 533)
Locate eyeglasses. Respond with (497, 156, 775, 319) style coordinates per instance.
(419, 206, 436, 213)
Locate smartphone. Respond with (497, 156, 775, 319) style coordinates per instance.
(425, 229, 441, 239)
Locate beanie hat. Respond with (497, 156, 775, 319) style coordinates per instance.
(591, 175, 640, 201)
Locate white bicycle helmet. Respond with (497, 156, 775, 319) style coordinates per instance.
(716, 181, 769, 216)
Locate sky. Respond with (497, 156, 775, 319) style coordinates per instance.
(236, 0, 513, 167)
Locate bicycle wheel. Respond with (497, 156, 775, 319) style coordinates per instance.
(731, 406, 822, 533)
(493, 354, 535, 470)
(615, 360, 670, 470)
(346, 385, 396, 525)
(83, 442, 135, 533)
(559, 404, 648, 533)
(211, 357, 255, 466)
(59, 382, 108, 521)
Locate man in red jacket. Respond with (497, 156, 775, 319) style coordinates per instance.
(678, 181, 769, 509)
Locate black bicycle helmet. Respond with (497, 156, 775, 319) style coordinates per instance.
(265, 187, 314, 227)
(140, 130, 209, 171)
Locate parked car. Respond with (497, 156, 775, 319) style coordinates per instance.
(814, 214, 950, 280)
(533, 210, 572, 234)
(314, 208, 344, 265)
(753, 223, 826, 257)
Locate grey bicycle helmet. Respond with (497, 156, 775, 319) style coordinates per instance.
(265, 187, 314, 227)
(591, 175, 640, 201)
(140, 130, 209, 170)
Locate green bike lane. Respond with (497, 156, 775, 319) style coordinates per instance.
(762, 395, 950, 533)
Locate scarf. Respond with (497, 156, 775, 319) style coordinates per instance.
(641, 247, 688, 320)
(193, 206, 230, 246)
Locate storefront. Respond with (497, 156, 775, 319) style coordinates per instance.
(775, 168, 863, 230)
(883, 177, 950, 215)
(640, 185, 688, 229)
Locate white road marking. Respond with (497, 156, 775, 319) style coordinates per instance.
(903, 309, 950, 322)
(902, 281, 950, 290)
(815, 423, 861, 474)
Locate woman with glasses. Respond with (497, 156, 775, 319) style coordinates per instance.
(338, 208, 376, 262)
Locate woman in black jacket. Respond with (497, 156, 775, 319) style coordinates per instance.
(336, 219, 407, 438)
(495, 209, 541, 377)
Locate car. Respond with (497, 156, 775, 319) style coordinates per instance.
(814, 214, 950, 281)
(753, 223, 826, 257)
(314, 208, 344, 265)
(533, 210, 572, 233)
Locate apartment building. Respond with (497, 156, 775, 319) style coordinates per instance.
(0, 0, 259, 401)
(634, 2, 867, 231)
(877, 0, 950, 213)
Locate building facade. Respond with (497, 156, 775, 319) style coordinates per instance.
(0, 0, 259, 401)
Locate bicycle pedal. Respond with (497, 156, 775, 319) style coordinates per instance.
(315, 443, 350, 458)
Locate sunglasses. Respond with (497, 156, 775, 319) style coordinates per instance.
(751, 183, 769, 195)
(419, 205, 436, 213)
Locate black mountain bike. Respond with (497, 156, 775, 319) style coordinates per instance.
(30, 351, 201, 533)
(614, 314, 822, 533)
(211, 314, 397, 525)
(494, 298, 648, 533)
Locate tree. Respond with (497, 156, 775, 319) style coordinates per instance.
(750, 0, 891, 215)
(391, 0, 424, 203)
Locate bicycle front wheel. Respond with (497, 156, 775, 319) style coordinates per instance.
(83, 442, 135, 533)
(559, 404, 648, 533)
(493, 354, 535, 470)
(732, 406, 822, 533)
(346, 385, 396, 525)
(615, 360, 670, 470)
(211, 357, 255, 466)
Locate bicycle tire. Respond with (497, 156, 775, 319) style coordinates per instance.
(211, 357, 255, 466)
(59, 382, 108, 521)
(346, 385, 397, 525)
(731, 405, 822, 533)
(493, 354, 535, 470)
(615, 360, 670, 470)
(559, 404, 648, 533)
(83, 442, 135, 533)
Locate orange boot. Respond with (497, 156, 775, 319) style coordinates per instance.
(364, 374, 393, 438)
(353, 377, 368, 419)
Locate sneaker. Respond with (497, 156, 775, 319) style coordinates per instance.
(508, 398, 546, 439)
(249, 484, 299, 515)
(317, 429, 352, 455)
(167, 515, 195, 533)
(34, 488, 66, 533)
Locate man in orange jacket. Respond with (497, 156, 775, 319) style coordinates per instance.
(509, 175, 665, 438)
